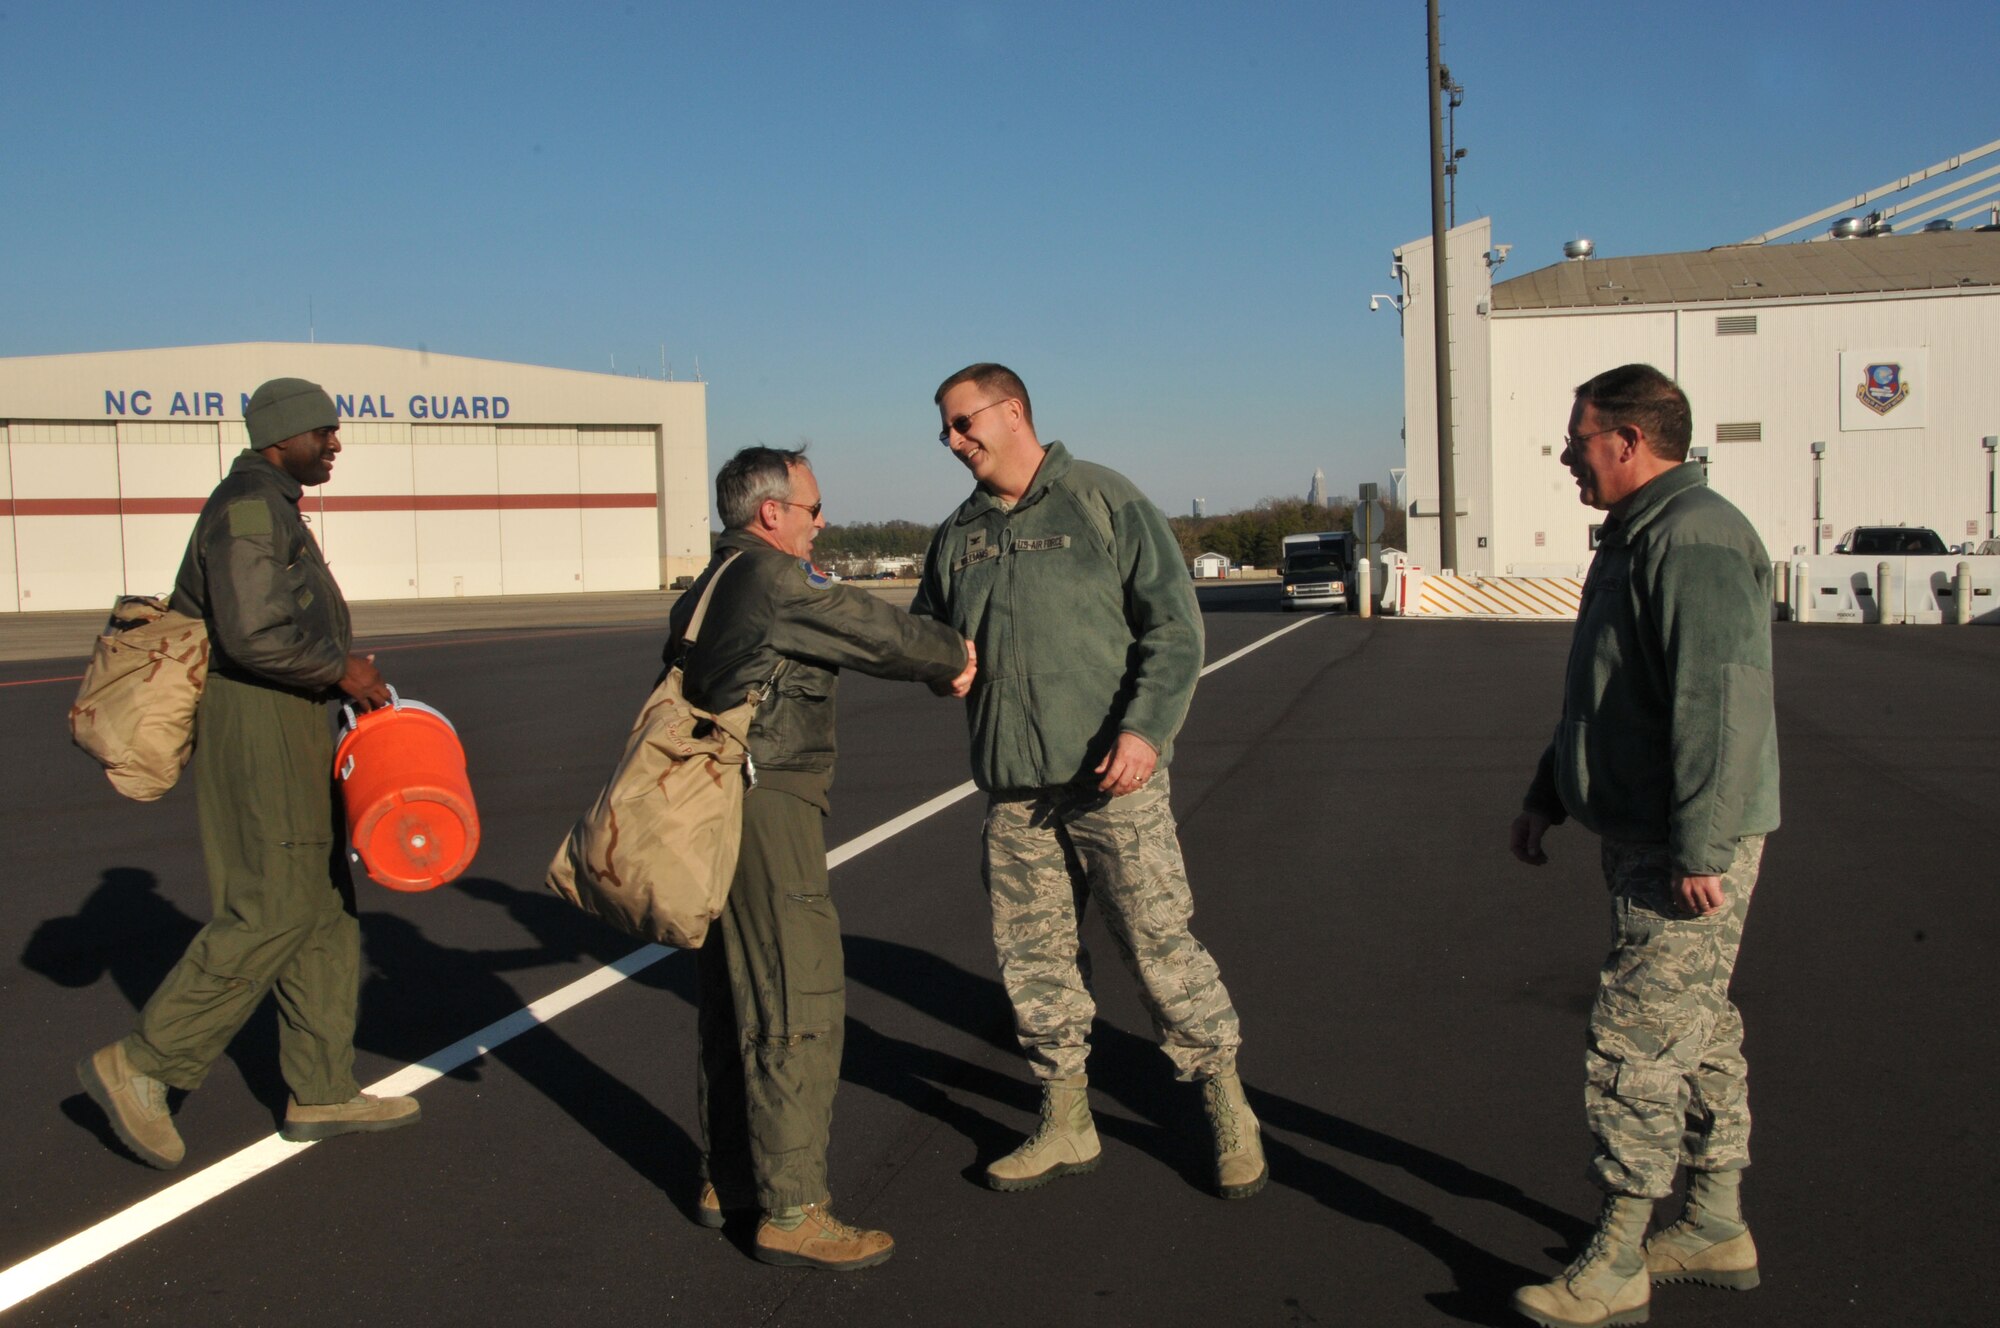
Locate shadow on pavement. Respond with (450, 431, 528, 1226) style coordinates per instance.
(23, 865, 291, 1126)
(359, 876, 703, 1212)
(845, 927, 1574, 1324)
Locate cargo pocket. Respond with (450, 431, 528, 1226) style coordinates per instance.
(1613, 1059, 1685, 1109)
(228, 836, 340, 933)
(773, 884, 842, 1038)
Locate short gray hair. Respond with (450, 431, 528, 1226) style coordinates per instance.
(716, 445, 809, 530)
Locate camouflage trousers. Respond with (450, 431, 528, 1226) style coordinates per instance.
(1586, 834, 1764, 1199)
(982, 771, 1241, 1083)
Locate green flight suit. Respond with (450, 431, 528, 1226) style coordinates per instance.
(670, 532, 966, 1210)
(123, 452, 362, 1106)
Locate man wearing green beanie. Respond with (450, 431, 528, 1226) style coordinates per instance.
(77, 377, 421, 1169)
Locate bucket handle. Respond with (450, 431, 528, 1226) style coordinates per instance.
(340, 684, 402, 736)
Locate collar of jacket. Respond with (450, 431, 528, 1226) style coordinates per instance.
(227, 449, 305, 504)
(714, 527, 773, 557)
(952, 439, 1074, 526)
(1600, 460, 1705, 546)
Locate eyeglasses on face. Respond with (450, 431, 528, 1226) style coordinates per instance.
(777, 499, 823, 519)
(938, 397, 1016, 444)
(1560, 426, 1623, 452)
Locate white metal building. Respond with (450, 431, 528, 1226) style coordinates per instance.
(1394, 221, 2000, 575)
(0, 343, 711, 612)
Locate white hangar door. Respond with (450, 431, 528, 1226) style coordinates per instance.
(116, 421, 221, 598)
(496, 426, 585, 595)
(412, 424, 504, 598)
(10, 422, 124, 610)
(310, 421, 421, 603)
(0, 426, 16, 612)
(578, 427, 661, 591)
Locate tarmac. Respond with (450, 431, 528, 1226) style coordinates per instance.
(2, 585, 1994, 1326)
(0, 589, 695, 664)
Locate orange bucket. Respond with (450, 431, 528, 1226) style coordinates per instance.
(334, 689, 480, 891)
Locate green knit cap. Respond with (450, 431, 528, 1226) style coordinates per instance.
(245, 377, 338, 449)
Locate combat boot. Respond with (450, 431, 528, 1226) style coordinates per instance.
(696, 1181, 726, 1229)
(279, 1092, 421, 1141)
(985, 1075, 1101, 1192)
(76, 1042, 184, 1170)
(1200, 1069, 1268, 1198)
(1647, 1169, 1759, 1290)
(1512, 1194, 1653, 1327)
(695, 1179, 757, 1230)
(753, 1201, 894, 1271)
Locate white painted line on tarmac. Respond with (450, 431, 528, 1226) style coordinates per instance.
(0, 611, 1321, 1313)
(1198, 613, 1321, 677)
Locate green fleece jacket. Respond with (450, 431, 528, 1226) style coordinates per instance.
(1524, 462, 1781, 875)
(666, 530, 968, 810)
(169, 451, 351, 692)
(913, 442, 1203, 793)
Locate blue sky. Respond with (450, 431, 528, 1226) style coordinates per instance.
(5, 1, 1996, 523)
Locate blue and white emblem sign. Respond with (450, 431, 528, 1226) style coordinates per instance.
(1858, 362, 1908, 415)
(1840, 349, 1926, 432)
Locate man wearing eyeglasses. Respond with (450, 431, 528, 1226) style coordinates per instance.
(913, 363, 1265, 1201)
(1509, 365, 1778, 1328)
(668, 446, 975, 1270)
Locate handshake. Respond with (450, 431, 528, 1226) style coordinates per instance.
(934, 639, 978, 699)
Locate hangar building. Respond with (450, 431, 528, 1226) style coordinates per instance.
(1394, 219, 2000, 575)
(0, 343, 710, 612)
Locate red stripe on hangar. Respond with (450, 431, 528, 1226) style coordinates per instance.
(1, 494, 657, 517)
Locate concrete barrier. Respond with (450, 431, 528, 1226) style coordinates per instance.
(1792, 554, 2000, 624)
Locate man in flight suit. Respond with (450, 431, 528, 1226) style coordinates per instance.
(675, 446, 974, 1270)
(78, 377, 419, 1169)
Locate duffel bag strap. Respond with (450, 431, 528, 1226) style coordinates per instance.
(682, 550, 745, 645)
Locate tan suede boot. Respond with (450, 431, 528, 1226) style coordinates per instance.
(985, 1075, 1101, 1192)
(1647, 1169, 1759, 1290)
(696, 1181, 727, 1230)
(753, 1201, 894, 1271)
(1200, 1070, 1268, 1199)
(77, 1043, 184, 1170)
(280, 1092, 421, 1141)
(1512, 1194, 1653, 1327)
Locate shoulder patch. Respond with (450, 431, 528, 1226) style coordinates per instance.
(801, 559, 833, 588)
(225, 498, 273, 537)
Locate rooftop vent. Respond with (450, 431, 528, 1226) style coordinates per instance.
(1922, 219, 1955, 233)
(1829, 211, 1894, 239)
(1563, 238, 1595, 260)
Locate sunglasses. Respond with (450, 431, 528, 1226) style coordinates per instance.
(777, 499, 823, 519)
(938, 397, 1016, 444)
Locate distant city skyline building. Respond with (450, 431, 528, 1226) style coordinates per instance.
(1192, 497, 1206, 518)
(1308, 468, 1328, 508)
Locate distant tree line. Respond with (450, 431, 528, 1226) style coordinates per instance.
(811, 520, 935, 576)
(807, 499, 1405, 574)
(1168, 498, 1406, 568)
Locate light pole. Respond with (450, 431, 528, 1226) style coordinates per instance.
(1811, 441, 1826, 554)
(1427, 0, 1459, 572)
(1985, 435, 1997, 538)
